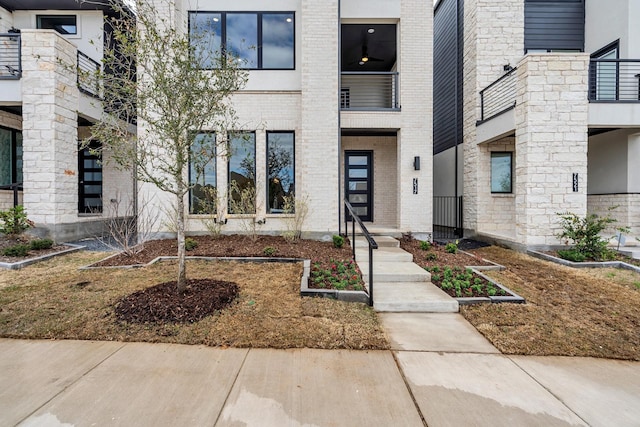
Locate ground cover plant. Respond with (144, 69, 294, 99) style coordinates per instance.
(461, 246, 640, 361)
(310, 259, 363, 291)
(0, 251, 388, 349)
(426, 266, 508, 298)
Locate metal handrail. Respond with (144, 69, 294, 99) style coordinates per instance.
(340, 71, 400, 110)
(0, 33, 22, 80)
(77, 50, 101, 98)
(0, 182, 23, 207)
(589, 58, 640, 102)
(344, 199, 378, 307)
(479, 67, 517, 123)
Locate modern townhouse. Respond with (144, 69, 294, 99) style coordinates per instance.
(0, 0, 135, 241)
(145, 0, 433, 240)
(433, 0, 640, 249)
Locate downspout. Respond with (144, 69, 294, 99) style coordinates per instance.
(337, 0, 343, 235)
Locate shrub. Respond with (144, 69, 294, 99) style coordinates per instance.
(425, 253, 438, 261)
(557, 249, 587, 263)
(263, 246, 277, 256)
(332, 235, 345, 249)
(556, 210, 628, 261)
(0, 205, 33, 236)
(3, 244, 30, 257)
(185, 238, 198, 251)
(281, 194, 310, 243)
(419, 240, 431, 251)
(445, 241, 458, 254)
(30, 239, 53, 250)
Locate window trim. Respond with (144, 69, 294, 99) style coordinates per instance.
(188, 11, 296, 71)
(0, 125, 22, 187)
(266, 130, 295, 214)
(490, 151, 513, 194)
(36, 14, 78, 35)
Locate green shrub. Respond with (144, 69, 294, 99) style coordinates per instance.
(332, 235, 345, 249)
(557, 249, 586, 263)
(556, 210, 628, 261)
(263, 246, 277, 256)
(419, 240, 431, 251)
(425, 253, 438, 261)
(3, 244, 30, 257)
(0, 205, 33, 236)
(185, 238, 198, 251)
(445, 241, 458, 254)
(30, 239, 53, 250)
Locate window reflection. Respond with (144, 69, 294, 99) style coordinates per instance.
(227, 13, 258, 68)
(189, 133, 217, 214)
(262, 14, 295, 69)
(228, 133, 256, 214)
(267, 132, 294, 213)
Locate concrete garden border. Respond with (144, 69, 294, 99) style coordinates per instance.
(454, 267, 526, 305)
(528, 250, 640, 274)
(0, 243, 84, 270)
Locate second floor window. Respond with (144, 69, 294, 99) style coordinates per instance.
(37, 15, 77, 35)
(189, 12, 295, 70)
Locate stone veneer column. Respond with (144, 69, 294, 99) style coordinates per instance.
(299, 0, 339, 235)
(462, 0, 524, 234)
(21, 30, 79, 230)
(514, 53, 590, 247)
(397, 0, 432, 234)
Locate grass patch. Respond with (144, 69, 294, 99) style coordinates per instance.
(0, 252, 388, 350)
(461, 247, 640, 361)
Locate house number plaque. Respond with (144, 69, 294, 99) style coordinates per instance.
(413, 178, 418, 195)
(572, 173, 579, 192)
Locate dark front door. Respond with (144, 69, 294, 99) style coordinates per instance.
(345, 151, 373, 221)
(78, 141, 103, 213)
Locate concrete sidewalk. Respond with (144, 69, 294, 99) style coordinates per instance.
(2, 315, 640, 426)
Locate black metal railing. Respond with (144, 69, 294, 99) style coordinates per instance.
(344, 200, 378, 307)
(589, 59, 640, 102)
(77, 50, 101, 98)
(0, 182, 23, 207)
(341, 72, 399, 110)
(0, 33, 22, 79)
(479, 67, 517, 122)
(433, 196, 463, 240)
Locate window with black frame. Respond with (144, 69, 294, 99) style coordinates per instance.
(490, 152, 512, 194)
(37, 15, 77, 35)
(228, 132, 256, 214)
(267, 131, 294, 213)
(189, 132, 217, 214)
(189, 11, 295, 70)
(0, 127, 22, 188)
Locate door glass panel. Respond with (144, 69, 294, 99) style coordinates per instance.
(349, 156, 368, 166)
(353, 207, 367, 216)
(349, 168, 367, 178)
(349, 194, 367, 204)
(348, 181, 367, 191)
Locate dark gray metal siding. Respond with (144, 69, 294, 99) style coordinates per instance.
(433, 0, 463, 155)
(524, 0, 585, 52)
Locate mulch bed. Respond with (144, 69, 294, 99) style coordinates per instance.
(399, 237, 495, 269)
(0, 237, 71, 264)
(115, 279, 239, 323)
(544, 249, 640, 267)
(94, 235, 352, 267)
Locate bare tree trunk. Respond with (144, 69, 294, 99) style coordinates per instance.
(176, 187, 187, 293)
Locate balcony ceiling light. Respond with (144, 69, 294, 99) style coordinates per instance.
(361, 56, 369, 62)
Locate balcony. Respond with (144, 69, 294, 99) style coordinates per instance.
(0, 33, 21, 79)
(588, 59, 640, 128)
(340, 72, 399, 111)
(77, 51, 101, 98)
(478, 67, 517, 124)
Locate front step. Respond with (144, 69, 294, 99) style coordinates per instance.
(353, 235, 399, 248)
(359, 261, 430, 283)
(355, 246, 413, 263)
(373, 282, 459, 313)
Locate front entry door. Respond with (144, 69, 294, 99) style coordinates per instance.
(345, 151, 373, 221)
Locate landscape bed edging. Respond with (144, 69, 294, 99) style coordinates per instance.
(0, 244, 84, 270)
(454, 267, 526, 305)
(528, 250, 640, 274)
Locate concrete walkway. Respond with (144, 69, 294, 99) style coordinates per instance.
(3, 316, 640, 427)
(354, 236, 459, 313)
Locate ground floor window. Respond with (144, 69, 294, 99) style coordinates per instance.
(267, 131, 294, 213)
(0, 127, 23, 187)
(78, 141, 102, 213)
(189, 132, 217, 214)
(228, 132, 256, 214)
(490, 152, 512, 193)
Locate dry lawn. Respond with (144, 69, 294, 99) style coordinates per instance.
(462, 246, 640, 361)
(0, 252, 388, 350)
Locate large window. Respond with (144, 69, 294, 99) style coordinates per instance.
(189, 12, 295, 69)
(228, 132, 256, 214)
(37, 15, 77, 35)
(490, 152, 512, 194)
(591, 41, 619, 101)
(267, 131, 294, 213)
(189, 133, 217, 214)
(0, 127, 22, 187)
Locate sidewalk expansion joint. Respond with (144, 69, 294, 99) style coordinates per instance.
(391, 351, 429, 427)
(213, 348, 250, 426)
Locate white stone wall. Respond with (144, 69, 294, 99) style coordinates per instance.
(342, 136, 398, 228)
(397, 0, 433, 234)
(588, 194, 640, 240)
(20, 30, 79, 228)
(475, 137, 515, 238)
(462, 0, 524, 233)
(514, 53, 590, 247)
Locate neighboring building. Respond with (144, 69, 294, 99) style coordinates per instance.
(434, 0, 640, 249)
(144, 0, 433, 240)
(0, 0, 135, 241)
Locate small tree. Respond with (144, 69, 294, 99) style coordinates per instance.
(86, 0, 248, 292)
